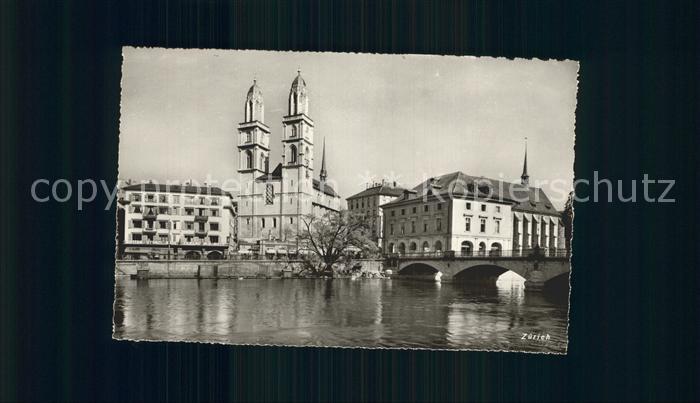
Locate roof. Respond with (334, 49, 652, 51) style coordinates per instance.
(255, 163, 339, 197)
(346, 184, 408, 200)
(291, 71, 306, 91)
(256, 163, 283, 181)
(313, 179, 339, 197)
(380, 171, 559, 216)
(246, 80, 263, 101)
(121, 183, 229, 196)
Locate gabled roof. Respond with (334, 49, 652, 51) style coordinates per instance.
(254, 163, 339, 197)
(380, 171, 559, 216)
(313, 179, 339, 197)
(256, 163, 283, 181)
(121, 182, 229, 196)
(347, 184, 408, 200)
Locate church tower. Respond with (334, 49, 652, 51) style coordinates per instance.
(282, 70, 315, 195)
(237, 79, 270, 238)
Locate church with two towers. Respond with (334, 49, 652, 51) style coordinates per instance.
(236, 71, 342, 251)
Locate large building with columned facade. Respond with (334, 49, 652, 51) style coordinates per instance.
(381, 150, 564, 256)
(236, 71, 342, 254)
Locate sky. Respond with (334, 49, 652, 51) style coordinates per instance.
(119, 48, 578, 209)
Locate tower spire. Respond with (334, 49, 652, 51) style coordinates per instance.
(521, 137, 529, 186)
(319, 137, 327, 182)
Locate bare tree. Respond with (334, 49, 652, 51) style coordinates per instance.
(297, 210, 379, 276)
(562, 191, 574, 252)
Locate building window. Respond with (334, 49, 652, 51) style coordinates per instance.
(495, 206, 501, 213)
(289, 217, 294, 224)
(400, 224, 405, 235)
(401, 209, 405, 216)
(289, 145, 298, 164)
(265, 184, 274, 204)
(391, 210, 395, 217)
(186, 221, 194, 230)
(172, 221, 178, 230)
(390, 224, 394, 235)
(245, 150, 253, 169)
(158, 221, 168, 229)
(465, 217, 471, 232)
(495, 220, 501, 233)
(481, 204, 486, 212)
(246, 218, 251, 227)
(210, 222, 219, 231)
(480, 218, 486, 232)
(158, 194, 167, 203)
(466, 202, 471, 210)
(261, 218, 266, 228)
(437, 203, 442, 210)
(291, 125, 297, 138)
(272, 218, 277, 228)
(210, 236, 219, 244)
(133, 220, 142, 229)
(411, 221, 416, 233)
(172, 195, 180, 203)
(412, 207, 416, 214)
(424, 205, 429, 212)
(436, 218, 442, 231)
(132, 234, 142, 241)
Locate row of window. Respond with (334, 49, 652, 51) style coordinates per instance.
(130, 219, 220, 231)
(389, 203, 443, 217)
(129, 205, 221, 217)
(388, 216, 502, 235)
(244, 217, 295, 228)
(463, 217, 501, 234)
(131, 233, 220, 244)
(389, 218, 442, 235)
(129, 193, 221, 206)
(388, 202, 502, 217)
(349, 197, 377, 210)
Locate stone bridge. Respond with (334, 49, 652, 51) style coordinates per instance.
(391, 250, 570, 291)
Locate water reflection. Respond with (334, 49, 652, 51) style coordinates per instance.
(113, 277, 568, 352)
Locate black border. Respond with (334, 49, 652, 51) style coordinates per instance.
(2, 0, 699, 401)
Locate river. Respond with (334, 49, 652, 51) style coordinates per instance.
(113, 276, 568, 353)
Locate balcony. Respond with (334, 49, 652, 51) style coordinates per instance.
(143, 227, 156, 234)
(194, 215, 209, 222)
(143, 211, 158, 220)
(195, 228, 208, 237)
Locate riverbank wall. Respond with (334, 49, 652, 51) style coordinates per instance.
(115, 258, 385, 279)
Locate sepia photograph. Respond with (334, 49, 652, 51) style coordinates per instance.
(113, 48, 577, 353)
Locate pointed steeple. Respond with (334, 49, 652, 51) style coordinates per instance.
(521, 137, 530, 186)
(319, 137, 328, 182)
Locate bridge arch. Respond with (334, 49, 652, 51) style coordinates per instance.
(399, 262, 440, 275)
(206, 250, 223, 260)
(184, 250, 201, 260)
(453, 264, 516, 286)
